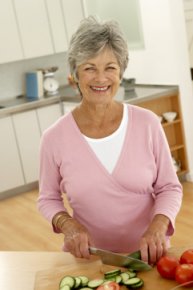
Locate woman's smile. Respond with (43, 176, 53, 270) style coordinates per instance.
(90, 85, 109, 92)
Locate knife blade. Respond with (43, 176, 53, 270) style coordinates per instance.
(89, 247, 152, 271)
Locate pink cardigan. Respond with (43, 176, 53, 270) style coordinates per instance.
(38, 104, 182, 253)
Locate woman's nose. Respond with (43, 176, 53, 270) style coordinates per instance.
(94, 70, 107, 82)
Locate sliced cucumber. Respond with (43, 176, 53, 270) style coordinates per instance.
(130, 280, 144, 289)
(123, 277, 141, 286)
(60, 285, 71, 290)
(105, 277, 116, 282)
(120, 272, 130, 282)
(59, 276, 75, 288)
(126, 271, 137, 278)
(104, 269, 121, 279)
(115, 275, 122, 284)
(87, 278, 104, 288)
(74, 277, 82, 288)
(78, 276, 89, 287)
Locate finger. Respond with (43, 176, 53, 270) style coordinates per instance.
(64, 237, 76, 256)
(156, 240, 164, 261)
(140, 238, 149, 263)
(79, 234, 90, 259)
(162, 240, 168, 256)
(73, 233, 83, 258)
(148, 240, 157, 265)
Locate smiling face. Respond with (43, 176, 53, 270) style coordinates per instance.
(76, 47, 121, 106)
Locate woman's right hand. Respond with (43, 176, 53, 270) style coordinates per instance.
(61, 218, 92, 259)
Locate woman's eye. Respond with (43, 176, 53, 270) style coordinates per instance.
(85, 67, 95, 71)
(107, 66, 116, 70)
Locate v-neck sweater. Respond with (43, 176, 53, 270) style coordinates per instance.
(38, 104, 182, 253)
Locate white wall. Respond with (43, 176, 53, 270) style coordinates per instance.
(0, 52, 69, 100)
(124, 0, 193, 181)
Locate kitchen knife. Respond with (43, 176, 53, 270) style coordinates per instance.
(89, 247, 152, 271)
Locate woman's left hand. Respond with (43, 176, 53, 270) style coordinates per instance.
(139, 214, 170, 265)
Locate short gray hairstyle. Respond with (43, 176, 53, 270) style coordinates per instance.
(68, 16, 129, 80)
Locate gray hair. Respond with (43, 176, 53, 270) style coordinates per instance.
(68, 16, 129, 80)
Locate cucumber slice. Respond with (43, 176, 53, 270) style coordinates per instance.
(126, 271, 137, 278)
(87, 279, 104, 288)
(123, 277, 141, 286)
(78, 276, 89, 287)
(120, 272, 130, 282)
(74, 277, 82, 288)
(105, 277, 116, 282)
(59, 276, 75, 288)
(130, 280, 144, 289)
(104, 269, 121, 278)
(60, 285, 71, 290)
(115, 275, 122, 284)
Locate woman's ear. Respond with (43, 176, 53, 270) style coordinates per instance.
(67, 74, 78, 89)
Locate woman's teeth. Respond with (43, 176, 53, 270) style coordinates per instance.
(91, 86, 109, 91)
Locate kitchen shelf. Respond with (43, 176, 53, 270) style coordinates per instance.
(170, 144, 184, 152)
(162, 118, 181, 127)
(136, 92, 189, 177)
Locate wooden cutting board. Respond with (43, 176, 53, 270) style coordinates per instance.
(34, 260, 109, 290)
(34, 258, 180, 290)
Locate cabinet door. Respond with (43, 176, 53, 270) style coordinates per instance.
(0, 117, 24, 192)
(13, 0, 53, 58)
(45, 0, 68, 53)
(61, 0, 85, 42)
(63, 102, 77, 114)
(12, 110, 41, 183)
(36, 103, 62, 134)
(0, 0, 23, 64)
(184, 10, 193, 67)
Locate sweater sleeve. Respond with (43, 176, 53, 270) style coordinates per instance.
(151, 118, 183, 236)
(37, 131, 67, 224)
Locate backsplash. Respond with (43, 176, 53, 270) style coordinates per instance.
(0, 52, 69, 101)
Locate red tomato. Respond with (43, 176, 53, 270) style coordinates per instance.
(97, 282, 120, 290)
(180, 249, 193, 265)
(175, 264, 193, 287)
(157, 255, 180, 279)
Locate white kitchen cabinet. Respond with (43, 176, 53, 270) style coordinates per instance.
(63, 102, 77, 114)
(0, 0, 85, 64)
(0, 0, 23, 64)
(45, 0, 68, 53)
(12, 110, 41, 183)
(61, 0, 85, 42)
(184, 10, 193, 67)
(13, 0, 53, 59)
(0, 117, 24, 192)
(36, 103, 62, 134)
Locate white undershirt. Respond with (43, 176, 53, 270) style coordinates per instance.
(83, 103, 129, 173)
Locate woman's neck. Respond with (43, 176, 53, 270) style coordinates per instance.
(72, 100, 123, 138)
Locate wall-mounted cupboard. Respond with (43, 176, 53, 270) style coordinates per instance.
(0, 0, 23, 63)
(0, 0, 84, 64)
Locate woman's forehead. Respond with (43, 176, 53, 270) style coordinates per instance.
(82, 47, 119, 65)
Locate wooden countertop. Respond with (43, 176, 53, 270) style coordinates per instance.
(0, 247, 192, 290)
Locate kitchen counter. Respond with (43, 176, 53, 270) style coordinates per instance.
(0, 84, 178, 118)
(0, 247, 192, 290)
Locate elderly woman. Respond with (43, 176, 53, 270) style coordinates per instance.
(38, 17, 182, 264)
